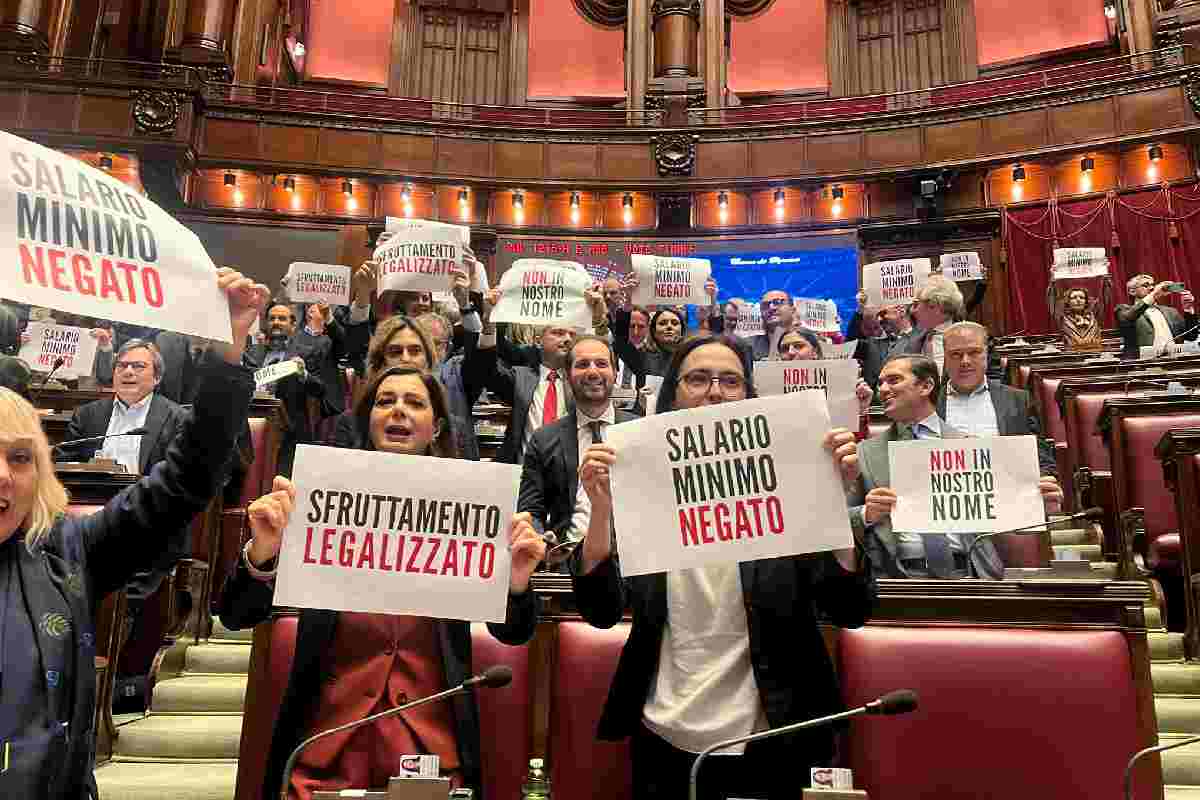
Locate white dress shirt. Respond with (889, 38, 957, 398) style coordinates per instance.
(568, 405, 616, 541)
(523, 364, 568, 453)
(923, 322, 951, 374)
(896, 413, 964, 559)
(98, 394, 153, 473)
(1141, 300, 1176, 348)
(944, 380, 999, 438)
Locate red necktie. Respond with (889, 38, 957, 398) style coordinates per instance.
(542, 370, 559, 426)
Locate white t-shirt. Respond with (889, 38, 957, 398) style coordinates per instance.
(642, 564, 767, 754)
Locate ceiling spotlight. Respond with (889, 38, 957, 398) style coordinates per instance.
(570, 191, 581, 208)
(342, 179, 353, 195)
(283, 176, 295, 192)
(831, 185, 844, 200)
(401, 184, 412, 201)
(224, 172, 236, 187)
(99, 154, 113, 171)
(1012, 164, 1026, 183)
(1080, 157, 1095, 173)
(774, 188, 785, 207)
(718, 191, 729, 209)
(1149, 145, 1163, 163)
(513, 190, 524, 210)
(623, 192, 633, 209)
(459, 188, 469, 205)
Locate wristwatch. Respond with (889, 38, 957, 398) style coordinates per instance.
(242, 539, 278, 581)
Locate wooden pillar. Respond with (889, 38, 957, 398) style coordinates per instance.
(826, 0, 850, 97)
(941, 0, 978, 83)
(702, 0, 724, 109)
(651, 0, 699, 77)
(1122, 0, 1155, 58)
(390, 0, 421, 97)
(0, 0, 57, 51)
(167, 0, 235, 80)
(626, 0, 650, 112)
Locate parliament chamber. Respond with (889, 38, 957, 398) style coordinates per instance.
(8, 0, 1200, 798)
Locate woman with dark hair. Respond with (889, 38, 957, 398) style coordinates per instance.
(574, 334, 874, 800)
(218, 365, 546, 800)
(776, 330, 874, 430)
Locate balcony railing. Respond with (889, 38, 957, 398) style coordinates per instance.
(0, 45, 1188, 131)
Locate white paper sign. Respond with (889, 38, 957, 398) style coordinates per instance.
(1140, 342, 1200, 360)
(1052, 248, 1109, 280)
(0, 131, 232, 342)
(753, 359, 859, 431)
(286, 262, 351, 306)
(606, 393, 854, 575)
(490, 259, 593, 329)
(18, 323, 98, 378)
(273, 445, 519, 622)
(794, 298, 840, 333)
(375, 219, 466, 294)
(254, 359, 301, 389)
(630, 254, 711, 306)
(732, 299, 764, 338)
(940, 252, 984, 282)
(888, 435, 1044, 534)
(863, 258, 932, 307)
(828, 339, 858, 359)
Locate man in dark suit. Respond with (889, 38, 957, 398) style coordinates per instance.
(1115, 273, 1198, 359)
(847, 293, 892, 390)
(748, 289, 794, 360)
(292, 301, 350, 420)
(518, 335, 636, 567)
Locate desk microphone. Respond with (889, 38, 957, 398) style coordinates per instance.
(1124, 734, 1200, 800)
(687, 689, 918, 800)
(278, 665, 513, 800)
(53, 427, 149, 454)
(1171, 321, 1200, 343)
(964, 506, 1105, 570)
(31, 356, 65, 404)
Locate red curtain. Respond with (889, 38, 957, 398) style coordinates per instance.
(1004, 186, 1200, 333)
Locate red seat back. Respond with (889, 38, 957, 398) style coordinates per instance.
(1120, 413, 1200, 540)
(237, 417, 277, 506)
(1035, 377, 1067, 443)
(235, 612, 299, 800)
(470, 623, 532, 800)
(838, 626, 1153, 800)
(549, 622, 632, 800)
(1069, 393, 1114, 470)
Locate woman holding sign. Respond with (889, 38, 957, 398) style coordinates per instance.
(570, 334, 874, 800)
(218, 364, 546, 800)
(0, 268, 265, 800)
(777, 330, 875, 426)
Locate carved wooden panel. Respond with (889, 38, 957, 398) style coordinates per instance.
(414, 9, 509, 106)
(495, 140, 545, 179)
(26, 92, 78, 133)
(193, 168, 266, 211)
(866, 181, 914, 218)
(941, 168, 986, 211)
(813, 182, 863, 222)
(924, 119, 982, 162)
(598, 144, 657, 181)
(1049, 151, 1118, 197)
(261, 125, 320, 164)
(318, 176, 374, 218)
(318, 129, 377, 168)
(418, 11, 460, 104)
(0, 90, 21, 129)
(380, 134, 437, 172)
(865, 128, 922, 167)
(436, 185, 485, 224)
(77, 96, 131, 137)
(749, 138, 803, 177)
(459, 12, 506, 106)
(901, 0, 944, 91)
(981, 109, 1048, 155)
(1048, 99, 1116, 146)
(546, 143, 598, 180)
(203, 118, 262, 159)
(853, 0, 899, 95)
(1117, 87, 1186, 135)
(697, 141, 751, 179)
(435, 137, 492, 176)
(807, 133, 864, 174)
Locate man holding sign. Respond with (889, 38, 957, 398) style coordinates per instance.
(568, 333, 873, 800)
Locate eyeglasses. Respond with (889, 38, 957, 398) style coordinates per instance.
(680, 370, 746, 395)
(778, 341, 812, 354)
(114, 361, 149, 373)
(762, 298, 790, 307)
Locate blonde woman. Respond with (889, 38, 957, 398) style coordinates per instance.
(0, 268, 265, 799)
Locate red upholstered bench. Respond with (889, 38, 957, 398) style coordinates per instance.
(839, 625, 1157, 800)
(235, 612, 299, 800)
(550, 622, 633, 800)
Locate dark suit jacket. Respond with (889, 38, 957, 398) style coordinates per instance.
(569, 551, 874, 765)
(244, 342, 326, 440)
(1115, 300, 1198, 359)
(485, 353, 575, 464)
(292, 315, 350, 417)
(936, 379, 1057, 477)
(0, 302, 19, 356)
(517, 408, 637, 541)
(59, 393, 188, 474)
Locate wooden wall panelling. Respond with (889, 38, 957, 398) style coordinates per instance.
(77, 95, 132, 138)
(63, 150, 144, 193)
(318, 129, 378, 168)
(813, 182, 862, 221)
(508, 0, 529, 104)
(1048, 98, 1117, 146)
(850, 0, 900, 95)
(748, 137, 803, 177)
(380, 133, 437, 173)
(203, 118, 262, 160)
(338, 224, 374, 271)
(1050, 150, 1118, 197)
(546, 190, 599, 228)
(459, 10, 508, 105)
(694, 190, 749, 229)
(493, 188, 545, 227)
(417, 8, 460, 103)
(750, 186, 807, 226)
(0, 88, 21, 129)
(318, 176, 374, 219)
(827, 0, 851, 97)
(265, 173, 319, 215)
(436, 137, 493, 177)
(260, 124, 319, 164)
(495, 140, 545, 180)
(194, 168, 265, 210)
(598, 144, 656, 181)
(390, 0, 421, 97)
(866, 180, 913, 219)
(437, 185, 486, 224)
(865, 127, 922, 168)
(806, 133, 863, 174)
(941, 168, 986, 212)
(923, 119, 982, 163)
(899, 0, 945, 91)
(1120, 142, 1191, 189)
(545, 142, 598, 180)
(25, 89, 79, 133)
(985, 161, 1051, 205)
(941, 0, 977, 82)
(599, 191, 655, 229)
(980, 108, 1048, 156)
(378, 182, 437, 221)
(1117, 87, 1187, 136)
(697, 141, 751, 179)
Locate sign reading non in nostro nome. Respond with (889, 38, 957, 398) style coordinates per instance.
(940, 252, 984, 282)
(754, 359, 859, 432)
(490, 258, 593, 329)
(862, 258, 932, 307)
(605, 393, 854, 575)
(375, 219, 467, 294)
(887, 435, 1044, 534)
(273, 445, 520, 622)
(0, 130, 232, 342)
(630, 253, 711, 305)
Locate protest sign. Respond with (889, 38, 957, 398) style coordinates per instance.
(1052, 248, 1109, 280)
(827, 339, 858, 359)
(732, 299, 763, 338)
(605, 393, 854, 575)
(490, 259, 593, 329)
(862, 258, 932, 307)
(375, 219, 466, 294)
(273, 445, 519, 622)
(630, 254, 711, 305)
(286, 262, 351, 306)
(794, 298, 840, 333)
(254, 359, 301, 390)
(0, 131, 231, 342)
(1141, 342, 1200, 360)
(888, 435, 1044, 534)
(753, 359, 859, 431)
(940, 252, 984, 282)
(18, 323, 98, 378)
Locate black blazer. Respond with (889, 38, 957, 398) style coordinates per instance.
(517, 408, 637, 541)
(292, 315, 350, 417)
(218, 557, 540, 800)
(244, 342, 326, 440)
(1115, 300, 1199, 359)
(936, 379, 1057, 477)
(485, 351, 576, 464)
(570, 552, 874, 764)
(59, 393, 188, 474)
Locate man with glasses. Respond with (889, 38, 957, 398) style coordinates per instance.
(1115, 273, 1198, 359)
(750, 289, 796, 361)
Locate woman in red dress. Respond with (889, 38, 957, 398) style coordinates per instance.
(219, 365, 546, 800)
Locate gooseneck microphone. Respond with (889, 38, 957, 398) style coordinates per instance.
(687, 689, 919, 800)
(53, 427, 149, 455)
(278, 665, 512, 800)
(964, 507, 1105, 571)
(30, 356, 65, 404)
(1124, 734, 1200, 800)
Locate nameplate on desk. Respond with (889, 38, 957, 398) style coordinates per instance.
(56, 460, 128, 474)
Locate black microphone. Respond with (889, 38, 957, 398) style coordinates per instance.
(964, 507, 1105, 572)
(1172, 321, 1200, 343)
(1124, 734, 1200, 800)
(30, 356, 65, 403)
(687, 690, 919, 800)
(279, 665, 513, 800)
(53, 427, 149, 454)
